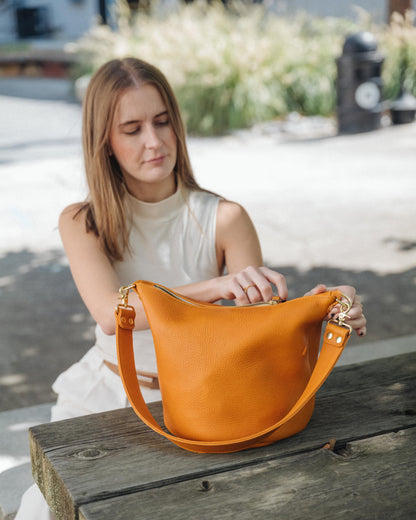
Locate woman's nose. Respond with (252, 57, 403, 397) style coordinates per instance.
(144, 124, 161, 149)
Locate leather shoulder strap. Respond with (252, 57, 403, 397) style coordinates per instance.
(115, 306, 350, 453)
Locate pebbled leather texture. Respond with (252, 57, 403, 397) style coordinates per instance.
(116, 281, 350, 453)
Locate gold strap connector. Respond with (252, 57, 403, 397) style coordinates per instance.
(331, 293, 353, 335)
(118, 283, 136, 308)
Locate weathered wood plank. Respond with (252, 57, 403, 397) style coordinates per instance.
(30, 428, 77, 519)
(320, 349, 416, 398)
(79, 428, 416, 520)
(29, 353, 416, 519)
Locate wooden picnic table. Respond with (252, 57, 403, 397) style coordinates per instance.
(29, 352, 416, 520)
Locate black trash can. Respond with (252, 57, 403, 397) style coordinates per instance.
(336, 32, 384, 134)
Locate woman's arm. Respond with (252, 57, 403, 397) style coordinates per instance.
(59, 204, 148, 335)
(175, 200, 366, 336)
(173, 200, 288, 305)
(60, 199, 279, 336)
(59, 198, 275, 336)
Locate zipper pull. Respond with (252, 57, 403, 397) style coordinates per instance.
(269, 296, 285, 304)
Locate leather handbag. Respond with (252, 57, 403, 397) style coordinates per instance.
(115, 280, 352, 454)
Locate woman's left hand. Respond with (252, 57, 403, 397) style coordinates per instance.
(305, 284, 367, 337)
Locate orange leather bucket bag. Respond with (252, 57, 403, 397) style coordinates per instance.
(115, 280, 352, 454)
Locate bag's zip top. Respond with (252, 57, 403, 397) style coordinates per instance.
(153, 284, 282, 307)
(118, 282, 350, 319)
(153, 284, 203, 306)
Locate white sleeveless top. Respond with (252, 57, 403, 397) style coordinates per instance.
(95, 187, 221, 371)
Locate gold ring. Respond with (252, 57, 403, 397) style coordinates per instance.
(243, 284, 255, 293)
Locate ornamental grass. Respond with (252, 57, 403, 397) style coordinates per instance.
(68, 1, 416, 135)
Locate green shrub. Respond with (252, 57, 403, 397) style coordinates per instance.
(379, 11, 416, 99)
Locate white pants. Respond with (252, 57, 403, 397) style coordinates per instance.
(15, 347, 161, 519)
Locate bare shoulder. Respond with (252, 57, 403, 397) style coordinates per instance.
(216, 200, 253, 231)
(59, 202, 88, 237)
(217, 199, 247, 220)
(216, 199, 258, 243)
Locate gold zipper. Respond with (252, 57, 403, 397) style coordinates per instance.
(153, 284, 282, 307)
(244, 299, 281, 307)
(153, 284, 203, 306)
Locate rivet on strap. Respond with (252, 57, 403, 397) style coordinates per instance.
(115, 306, 136, 330)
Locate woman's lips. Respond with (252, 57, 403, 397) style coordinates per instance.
(146, 155, 166, 164)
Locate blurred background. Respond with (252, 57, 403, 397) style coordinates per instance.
(0, 0, 415, 411)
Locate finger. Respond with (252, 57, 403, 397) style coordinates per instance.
(356, 325, 367, 337)
(322, 285, 357, 319)
(304, 284, 327, 297)
(230, 277, 249, 306)
(346, 316, 367, 332)
(334, 285, 357, 305)
(326, 294, 363, 322)
(345, 303, 364, 321)
(330, 300, 365, 319)
(234, 283, 263, 306)
(347, 310, 367, 326)
(354, 295, 362, 306)
(244, 284, 263, 304)
(235, 272, 262, 304)
(242, 266, 274, 302)
(326, 305, 339, 321)
(235, 266, 275, 303)
(258, 266, 288, 301)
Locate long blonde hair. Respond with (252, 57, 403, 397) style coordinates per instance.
(80, 57, 201, 262)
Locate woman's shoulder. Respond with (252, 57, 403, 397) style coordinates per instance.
(186, 189, 247, 225)
(217, 199, 248, 223)
(59, 202, 88, 234)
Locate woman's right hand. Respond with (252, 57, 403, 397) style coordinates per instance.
(219, 266, 288, 306)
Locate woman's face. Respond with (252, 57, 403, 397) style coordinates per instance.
(109, 84, 178, 202)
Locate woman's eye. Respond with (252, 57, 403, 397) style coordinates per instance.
(156, 119, 169, 127)
(124, 127, 141, 135)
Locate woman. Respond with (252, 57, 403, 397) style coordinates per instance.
(16, 57, 366, 519)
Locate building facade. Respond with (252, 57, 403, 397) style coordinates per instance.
(0, 0, 117, 43)
(0, 0, 414, 44)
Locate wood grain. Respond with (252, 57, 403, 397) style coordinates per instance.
(29, 352, 416, 519)
(79, 428, 416, 520)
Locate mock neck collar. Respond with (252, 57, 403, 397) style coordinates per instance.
(125, 187, 185, 220)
